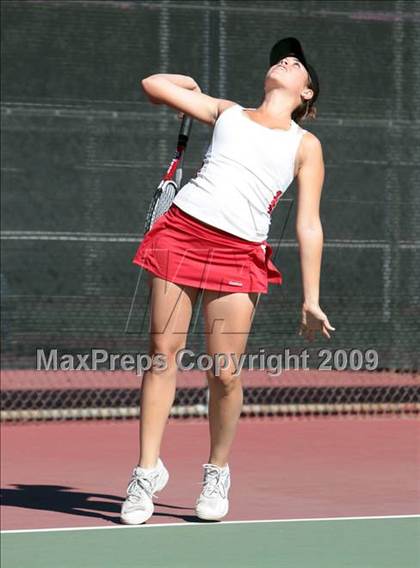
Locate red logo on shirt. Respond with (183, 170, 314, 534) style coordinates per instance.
(267, 190, 283, 214)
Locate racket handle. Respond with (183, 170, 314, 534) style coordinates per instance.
(178, 115, 193, 146)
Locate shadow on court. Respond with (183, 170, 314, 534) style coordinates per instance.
(0, 484, 207, 524)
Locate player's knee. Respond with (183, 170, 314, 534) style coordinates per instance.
(208, 368, 240, 393)
(149, 338, 184, 365)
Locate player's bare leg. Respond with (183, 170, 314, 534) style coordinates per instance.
(138, 275, 199, 468)
(203, 290, 258, 467)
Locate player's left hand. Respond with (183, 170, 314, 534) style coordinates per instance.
(298, 303, 336, 342)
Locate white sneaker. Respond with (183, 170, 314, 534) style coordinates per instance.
(195, 463, 231, 521)
(120, 458, 169, 525)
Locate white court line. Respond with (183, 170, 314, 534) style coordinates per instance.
(2, 514, 419, 535)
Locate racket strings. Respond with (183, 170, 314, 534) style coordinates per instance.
(143, 181, 177, 235)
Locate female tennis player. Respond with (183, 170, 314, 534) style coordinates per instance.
(121, 37, 335, 524)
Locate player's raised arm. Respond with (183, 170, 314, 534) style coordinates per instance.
(141, 73, 232, 126)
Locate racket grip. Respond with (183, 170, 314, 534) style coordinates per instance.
(178, 115, 193, 145)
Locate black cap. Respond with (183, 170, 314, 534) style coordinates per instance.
(269, 37, 320, 103)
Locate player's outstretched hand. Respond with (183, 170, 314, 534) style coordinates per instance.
(298, 303, 336, 342)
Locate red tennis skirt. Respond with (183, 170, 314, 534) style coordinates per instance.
(132, 204, 283, 294)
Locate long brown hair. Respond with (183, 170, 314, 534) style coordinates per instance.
(292, 74, 317, 124)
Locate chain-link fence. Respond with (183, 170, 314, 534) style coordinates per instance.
(1, 368, 418, 422)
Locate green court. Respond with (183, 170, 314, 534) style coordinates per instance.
(2, 516, 420, 568)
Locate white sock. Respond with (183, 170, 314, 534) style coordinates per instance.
(136, 460, 159, 473)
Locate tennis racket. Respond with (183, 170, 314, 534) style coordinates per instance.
(124, 113, 194, 334)
(143, 114, 193, 234)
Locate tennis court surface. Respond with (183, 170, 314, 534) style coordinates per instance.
(2, 417, 419, 567)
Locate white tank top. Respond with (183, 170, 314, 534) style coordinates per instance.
(172, 103, 308, 242)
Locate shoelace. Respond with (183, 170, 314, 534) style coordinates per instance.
(200, 464, 228, 499)
(126, 470, 160, 503)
